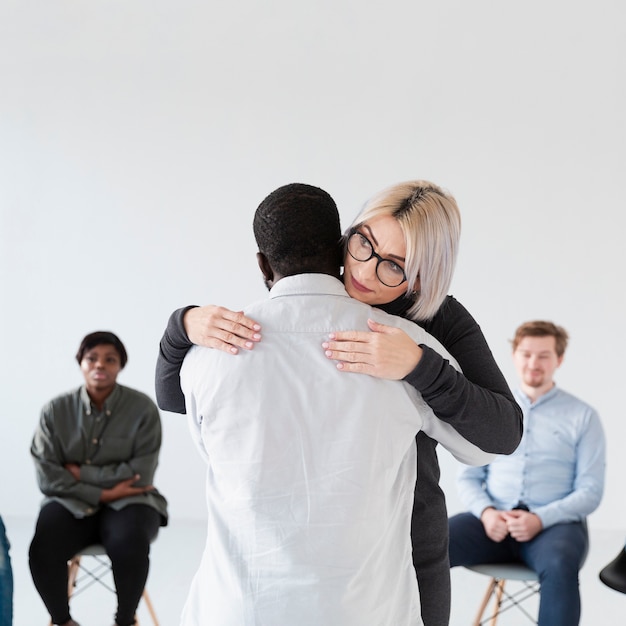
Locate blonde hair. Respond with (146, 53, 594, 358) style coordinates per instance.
(347, 180, 461, 321)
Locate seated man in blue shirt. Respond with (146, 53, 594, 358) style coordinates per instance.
(448, 320, 606, 626)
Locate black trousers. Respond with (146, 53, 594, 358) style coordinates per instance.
(29, 501, 161, 626)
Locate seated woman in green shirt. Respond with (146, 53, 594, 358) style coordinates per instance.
(29, 331, 168, 626)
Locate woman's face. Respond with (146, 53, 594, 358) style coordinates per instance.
(343, 215, 414, 306)
(80, 343, 122, 396)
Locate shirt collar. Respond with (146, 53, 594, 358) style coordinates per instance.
(268, 274, 349, 300)
(80, 384, 120, 415)
(514, 384, 559, 408)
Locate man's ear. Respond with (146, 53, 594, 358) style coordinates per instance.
(257, 252, 274, 287)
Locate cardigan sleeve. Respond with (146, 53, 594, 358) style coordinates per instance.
(155, 306, 197, 413)
(404, 296, 523, 454)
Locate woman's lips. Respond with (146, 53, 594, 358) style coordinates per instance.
(350, 275, 372, 293)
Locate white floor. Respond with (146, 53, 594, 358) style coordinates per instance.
(4, 514, 624, 625)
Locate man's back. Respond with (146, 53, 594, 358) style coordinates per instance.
(180, 274, 429, 626)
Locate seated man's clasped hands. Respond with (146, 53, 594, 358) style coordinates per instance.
(480, 504, 543, 543)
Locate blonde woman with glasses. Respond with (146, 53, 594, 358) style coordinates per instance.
(156, 180, 522, 626)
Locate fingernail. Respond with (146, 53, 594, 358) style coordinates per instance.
(253, 324, 261, 331)
(322, 342, 329, 349)
(325, 350, 332, 357)
(253, 333, 261, 340)
(245, 341, 253, 349)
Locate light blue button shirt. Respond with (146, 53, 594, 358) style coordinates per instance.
(457, 386, 605, 529)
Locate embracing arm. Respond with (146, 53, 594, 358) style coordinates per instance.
(408, 296, 522, 454)
(155, 306, 197, 413)
(155, 305, 262, 413)
(324, 296, 522, 454)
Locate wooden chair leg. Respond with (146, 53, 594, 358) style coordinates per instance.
(473, 577, 498, 626)
(67, 555, 81, 599)
(141, 588, 160, 626)
(488, 579, 506, 626)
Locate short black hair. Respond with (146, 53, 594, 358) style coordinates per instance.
(75, 331, 128, 368)
(253, 183, 342, 277)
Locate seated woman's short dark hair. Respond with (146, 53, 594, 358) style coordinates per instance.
(75, 331, 128, 368)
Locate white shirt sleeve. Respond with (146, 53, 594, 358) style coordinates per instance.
(181, 347, 211, 463)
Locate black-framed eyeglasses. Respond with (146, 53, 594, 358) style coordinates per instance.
(346, 230, 407, 288)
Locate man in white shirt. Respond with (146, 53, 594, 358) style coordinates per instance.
(449, 320, 605, 626)
(179, 183, 492, 626)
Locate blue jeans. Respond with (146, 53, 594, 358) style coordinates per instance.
(449, 512, 588, 626)
(0, 516, 13, 626)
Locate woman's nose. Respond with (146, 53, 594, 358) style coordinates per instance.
(363, 256, 379, 275)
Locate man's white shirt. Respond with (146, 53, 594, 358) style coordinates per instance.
(180, 274, 492, 626)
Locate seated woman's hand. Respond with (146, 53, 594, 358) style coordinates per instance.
(64, 462, 81, 481)
(184, 305, 261, 354)
(322, 319, 423, 380)
(100, 475, 154, 503)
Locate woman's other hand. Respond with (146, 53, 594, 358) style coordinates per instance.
(322, 319, 423, 379)
(184, 305, 262, 354)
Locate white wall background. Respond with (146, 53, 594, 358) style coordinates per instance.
(1, 0, 624, 533)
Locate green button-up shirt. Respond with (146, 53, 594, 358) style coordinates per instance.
(31, 384, 168, 523)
